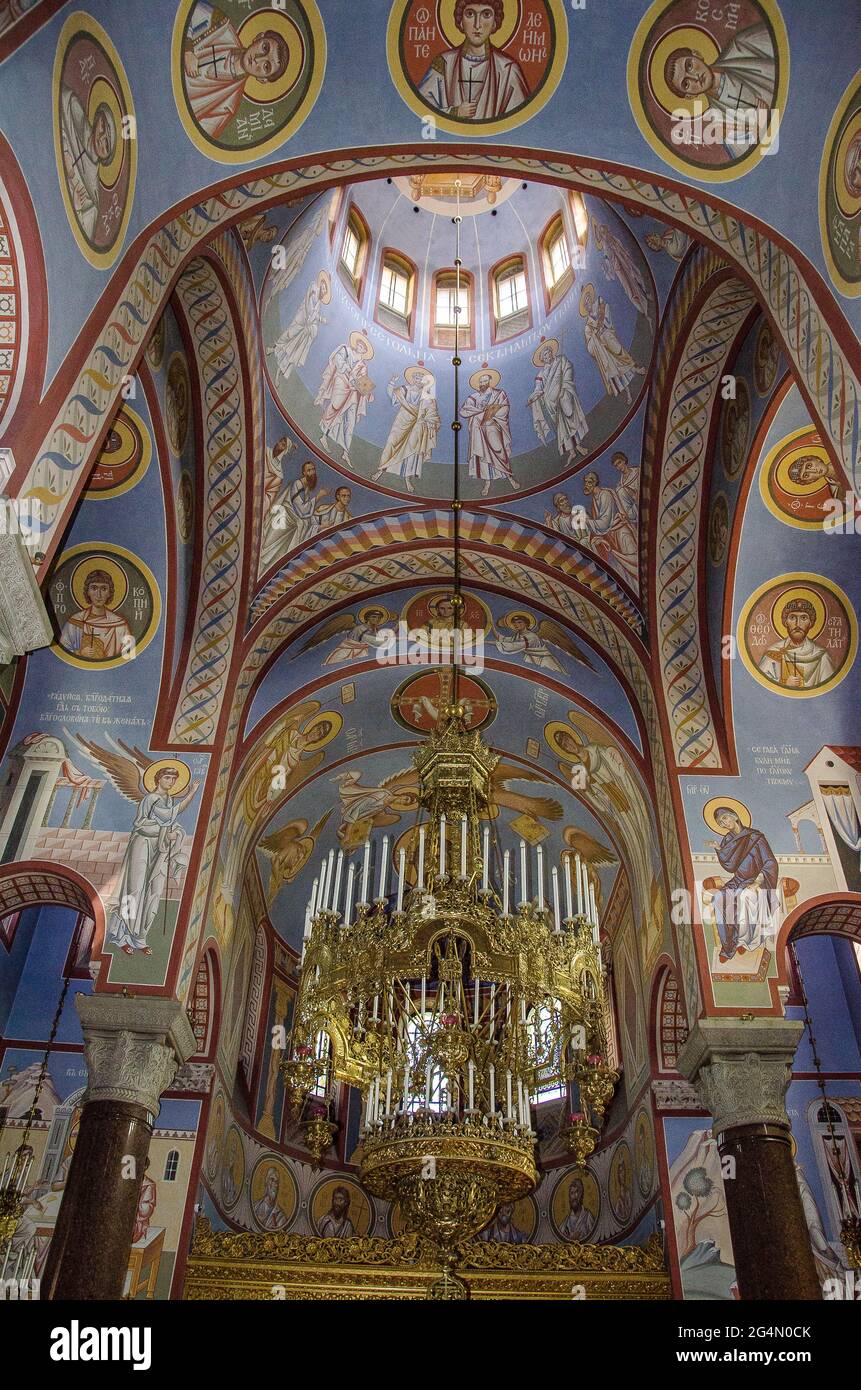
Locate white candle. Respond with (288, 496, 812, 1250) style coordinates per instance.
(552, 866, 561, 931)
(325, 850, 335, 909)
(439, 814, 446, 878)
(576, 853, 584, 915)
(378, 835, 390, 900)
(385, 1069, 393, 1115)
(317, 857, 329, 912)
(332, 851, 344, 915)
(460, 815, 468, 878)
(590, 881, 599, 927)
(503, 849, 510, 915)
(468, 1059, 475, 1110)
(425, 1061, 432, 1107)
(482, 826, 490, 892)
(344, 864, 355, 927)
(360, 839, 371, 904)
(303, 905, 312, 941)
(592, 922, 600, 947)
(396, 849, 406, 912)
(506, 1070, 513, 1120)
(310, 875, 319, 917)
(489, 1064, 495, 1115)
(564, 855, 573, 920)
(537, 845, 545, 910)
(417, 825, 426, 890)
(519, 839, 527, 905)
(372, 994, 379, 1021)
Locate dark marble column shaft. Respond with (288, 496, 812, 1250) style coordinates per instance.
(42, 1099, 152, 1301)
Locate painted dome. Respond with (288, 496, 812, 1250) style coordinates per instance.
(260, 178, 656, 502)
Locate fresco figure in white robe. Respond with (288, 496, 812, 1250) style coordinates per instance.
(267, 272, 330, 383)
(582, 471, 639, 587)
(107, 766, 197, 954)
(373, 366, 440, 491)
(592, 217, 652, 318)
(527, 339, 588, 461)
(261, 459, 328, 569)
(418, 2, 529, 121)
(580, 284, 645, 404)
(315, 332, 375, 466)
(460, 367, 518, 496)
(664, 22, 778, 157)
(263, 205, 327, 307)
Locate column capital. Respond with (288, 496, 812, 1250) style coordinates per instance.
(76, 994, 197, 1116)
(677, 1018, 803, 1140)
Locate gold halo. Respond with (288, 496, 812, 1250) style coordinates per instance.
(647, 26, 720, 118)
(833, 108, 861, 220)
(349, 330, 374, 358)
(578, 283, 596, 316)
(405, 364, 433, 386)
(703, 797, 751, 833)
(237, 10, 305, 105)
(87, 76, 124, 190)
(143, 758, 191, 796)
(358, 604, 395, 626)
(532, 337, 559, 366)
(770, 585, 827, 640)
(773, 443, 832, 498)
(503, 609, 536, 629)
(70, 554, 129, 611)
(545, 719, 584, 763)
(468, 366, 500, 389)
(439, 0, 520, 52)
(98, 415, 137, 470)
(316, 269, 332, 304)
(301, 711, 343, 752)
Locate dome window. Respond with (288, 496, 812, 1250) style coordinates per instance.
(376, 249, 416, 339)
(491, 254, 530, 342)
(431, 268, 474, 350)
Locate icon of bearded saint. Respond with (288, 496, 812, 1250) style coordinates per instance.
(258, 810, 331, 905)
(68, 734, 199, 955)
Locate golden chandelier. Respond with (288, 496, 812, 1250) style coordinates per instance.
(283, 708, 617, 1252)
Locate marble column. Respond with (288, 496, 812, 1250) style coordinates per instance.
(43, 995, 196, 1301)
(678, 1018, 821, 1301)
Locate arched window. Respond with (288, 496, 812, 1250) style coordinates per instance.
(310, 1030, 333, 1099)
(490, 254, 530, 342)
(163, 1149, 180, 1182)
(338, 204, 369, 302)
(568, 191, 589, 253)
(540, 214, 573, 309)
(431, 268, 474, 349)
(376, 249, 416, 339)
(656, 968, 687, 1072)
(528, 1002, 566, 1102)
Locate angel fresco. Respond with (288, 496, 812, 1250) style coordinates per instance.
(298, 607, 397, 667)
(266, 270, 331, 384)
(591, 217, 652, 319)
(258, 811, 331, 905)
(492, 610, 596, 674)
(240, 702, 342, 833)
(71, 735, 199, 955)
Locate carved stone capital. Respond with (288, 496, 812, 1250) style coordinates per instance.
(0, 529, 53, 665)
(677, 1018, 803, 1140)
(76, 995, 197, 1117)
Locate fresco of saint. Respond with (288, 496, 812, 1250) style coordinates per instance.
(60, 89, 117, 242)
(418, 2, 529, 122)
(373, 365, 440, 490)
(59, 568, 132, 662)
(267, 271, 330, 383)
(581, 471, 639, 587)
(253, 1166, 290, 1230)
(560, 1176, 594, 1240)
(315, 332, 375, 465)
(526, 338, 588, 461)
(480, 1202, 528, 1244)
(592, 217, 652, 318)
(757, 597, 835, 690)
(663, 22, 777, 157)
(703, 802, 779, 964)
(460, 367, 518, 495)
(580, 284, 645, 404)
(181, 1, 290, 140)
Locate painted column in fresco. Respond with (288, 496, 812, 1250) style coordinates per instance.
(41, 996, 195, 1301)
(678, 1019, 821, 1301)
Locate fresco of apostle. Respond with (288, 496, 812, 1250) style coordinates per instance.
(527, 338, 588, 461)
(315, 332, 375, 465)
(418, 2, 529, 122)
(373, 365, 440, 491)
(460, 366, 518, 495)
(267, 272, 330, 384)
(580, 284, 645, 404)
